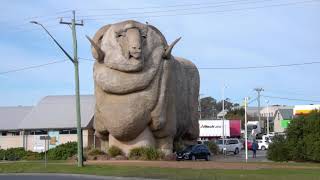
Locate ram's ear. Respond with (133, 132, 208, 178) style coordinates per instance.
(90, 24, 111, 62)
(86, 35, 105, 61)
(163, 37, 181, 60)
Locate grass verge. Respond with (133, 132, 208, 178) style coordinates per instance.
(0, 162, 320, 180)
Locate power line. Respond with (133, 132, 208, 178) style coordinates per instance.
(266, 88, 320, 99)
(75, 0, 274, 19)
(0, 60, 68, 75)
(80, 0, 255, 12)
(262, 95, 320, 103)
(84, 0, 319, 21)
(1, 57, 319, 76)
(79, 58, 320, 70)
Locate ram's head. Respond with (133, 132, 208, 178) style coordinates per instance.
(87, 20, 181, 73)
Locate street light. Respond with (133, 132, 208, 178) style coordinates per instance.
(221, 84, 228, 155)
(31, 18, 84, 167)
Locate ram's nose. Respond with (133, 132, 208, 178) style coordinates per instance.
(129, 51, 141, 59)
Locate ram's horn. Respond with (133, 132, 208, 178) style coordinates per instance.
(163, 37, 181, 59)
(86, 35, 105, 61)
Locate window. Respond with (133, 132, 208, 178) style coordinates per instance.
(31, 130, 47, 135)
(1, 132, 7, 136)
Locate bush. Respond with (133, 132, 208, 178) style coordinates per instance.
(22, 151, 44, 161)
(267, 111, 320, 162)
(173, 140, 184, 152)
(4, 148, 27, 161)
(108, 146, 122, 157)
(47, 142, 77, 160)
(267, 135, 290, 162)
(129, 147, 164, 160)
(205, 141, 219, 155)
(0, 149, 5, 160)
(88, 148, 106, 156)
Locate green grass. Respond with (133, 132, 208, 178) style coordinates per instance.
(0, 162, 320, 180)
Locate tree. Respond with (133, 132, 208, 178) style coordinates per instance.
(200, 96, 217, 119)
(199, 96, 239, 120)
(267, 110, 320, 162)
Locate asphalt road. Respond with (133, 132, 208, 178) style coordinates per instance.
(214, 149, 269, 162)
(0, 174, 159, 180)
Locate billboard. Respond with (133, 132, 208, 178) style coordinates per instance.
(199, 120, 230, 137)
(48, 131, 60, 149)
(294, 105, 320, 115)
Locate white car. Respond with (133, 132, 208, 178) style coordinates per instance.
(257, 140, 269, 150)
(217, 138, 243, 154)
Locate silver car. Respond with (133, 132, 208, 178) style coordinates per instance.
(217, 138, 243, 154)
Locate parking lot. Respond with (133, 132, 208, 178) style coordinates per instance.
(214, 149, 269, 162)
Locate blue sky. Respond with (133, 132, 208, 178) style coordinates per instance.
(0, 0, 319, 107)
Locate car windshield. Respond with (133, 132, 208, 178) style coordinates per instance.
(217, 140, 225, 144)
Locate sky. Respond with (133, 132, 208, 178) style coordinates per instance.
(0, 0, 319, 107)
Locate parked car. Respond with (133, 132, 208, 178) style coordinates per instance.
(257, 140, 269, 150)
(176, 144, 211, 161)
(217, 138, 243, 154)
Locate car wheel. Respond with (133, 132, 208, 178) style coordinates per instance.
(234, 148, 239, 155)
(261, 146, 266, 151)
(191, 155, 196, 161)
(205, 154, 210, 161)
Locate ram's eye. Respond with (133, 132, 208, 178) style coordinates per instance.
(116, 33, 124, 38)
(141, 35, 147, 39)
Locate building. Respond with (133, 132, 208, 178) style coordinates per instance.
(273, 109, 294, 133)
(0, 95, 98, 152)
(0, 106, 33, 149)
(260, 105, 293, 118)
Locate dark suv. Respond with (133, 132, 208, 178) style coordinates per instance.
(176, 144, 211, 161)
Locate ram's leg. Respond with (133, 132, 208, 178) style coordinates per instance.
(109, 127, 155, 155)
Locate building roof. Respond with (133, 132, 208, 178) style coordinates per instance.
(19, 95, 95, 130)
(0, 106, 33, 130)
(277, 109, 294, 119)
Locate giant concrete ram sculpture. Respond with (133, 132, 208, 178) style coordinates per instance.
(87, 20, 200, 154)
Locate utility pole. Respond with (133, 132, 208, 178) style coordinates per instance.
(31, 10, 84, 167)
(60, 11, 84, 167)
(254, 88, 264, 132)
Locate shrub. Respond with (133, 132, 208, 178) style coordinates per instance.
(4, 148, 27, 161)
(205, 141, 219, 155)
(88, 148, 106, 156)
(0, 149, 5, 160)
(108, 146, 122, 157)
(173, 140, 184, 152)
(22, 151, 44, 161)
(267, 135, 290, 162)
(47, 142, 77, 160)
(129, 146, 164, 160)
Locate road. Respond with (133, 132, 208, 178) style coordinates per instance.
(0, 174, 159, 180)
